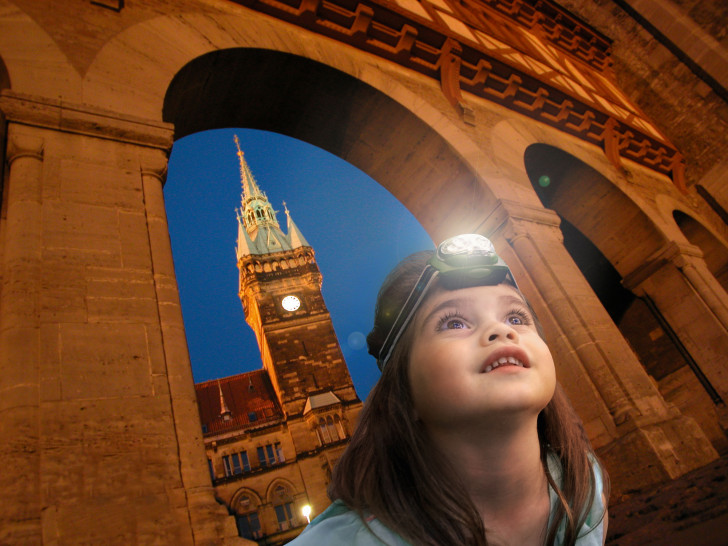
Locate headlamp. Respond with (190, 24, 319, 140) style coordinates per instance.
(377, 234, 516, 369)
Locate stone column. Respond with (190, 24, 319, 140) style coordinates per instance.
(624, 241, 728, 408)
(0, 128, 44, 544)
(139, 150, 243, 545)
(482, 199, 717, 494)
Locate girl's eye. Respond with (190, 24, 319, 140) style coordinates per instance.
(444, 318, 466, 330)
(506, 309, 531, 326)
(435, 312, 468, 331)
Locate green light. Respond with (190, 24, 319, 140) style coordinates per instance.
(538, 175, 551, 188)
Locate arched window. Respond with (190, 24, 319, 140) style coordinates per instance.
(235, 494, 262, 540)
(334, 415, 346, 439)
(318, 417, 331, 444)
(326, 415, 338, 441)
(272, 484, 296, 531)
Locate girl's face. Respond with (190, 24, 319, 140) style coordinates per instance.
(408, 283, 556, 431)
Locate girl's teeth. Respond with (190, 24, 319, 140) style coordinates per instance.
(486, 357, 524, 371)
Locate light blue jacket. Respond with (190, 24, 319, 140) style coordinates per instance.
(290, 454, 606, 545)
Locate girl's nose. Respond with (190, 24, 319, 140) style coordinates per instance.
(482, 322, 519, 344)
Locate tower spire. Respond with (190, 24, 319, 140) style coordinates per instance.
(234, 136, 280, 240)
(234, 134, 263, 201)
(234, 136, 312, 257)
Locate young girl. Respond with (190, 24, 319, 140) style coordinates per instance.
(291, 234, 608, 545)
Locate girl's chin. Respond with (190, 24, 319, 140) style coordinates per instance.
(423, 403, 548, 429)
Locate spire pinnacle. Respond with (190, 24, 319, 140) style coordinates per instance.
(234, 134, 263, 201)
(218, 380, 232, 421)
(233, 137, 310, 256)
(286, 204, 310, 249)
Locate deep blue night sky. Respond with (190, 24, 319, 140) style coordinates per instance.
(164, 128, 434, 400)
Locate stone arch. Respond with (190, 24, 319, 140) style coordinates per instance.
(264, 477, 297, 503)
(523, 143, 667, 276)
(230, 487, 263, 511)
(265, 478, 301, 531)
(523, 143, 728, 454)
(0, 0, 81, 98)
(162, 47, 495, 240)
(78, 9, 506, 240)
(673, 210, 728, 291)
(230, 487, 264, 539)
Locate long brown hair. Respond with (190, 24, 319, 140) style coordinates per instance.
(329, 251, 608, 545)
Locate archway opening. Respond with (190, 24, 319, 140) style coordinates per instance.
(524, 144, 727, 453)
(162, 47, 505, 398)
(524, 144, 664, 275)
(163, 48, 493, 240)
(162, 47, 508, 539)
(164, 128, 433, 399)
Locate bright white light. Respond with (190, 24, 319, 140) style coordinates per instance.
(302, 504, 312, 523)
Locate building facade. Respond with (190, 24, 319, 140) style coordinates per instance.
(194, 139, 362, 544)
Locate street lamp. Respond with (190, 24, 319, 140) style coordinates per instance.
(301, 504, 312, 524)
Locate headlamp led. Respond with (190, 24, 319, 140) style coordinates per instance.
(377, 234, 516, 369)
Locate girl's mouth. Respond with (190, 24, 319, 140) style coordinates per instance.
(481, 349, 530, 373)
(483, 356, 526, 373)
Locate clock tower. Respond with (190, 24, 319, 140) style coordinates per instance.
(233, 136, 358, 416)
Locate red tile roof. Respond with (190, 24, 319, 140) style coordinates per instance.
(195, 370, 283, 436)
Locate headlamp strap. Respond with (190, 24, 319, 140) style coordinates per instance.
(377, 265, 438, 369)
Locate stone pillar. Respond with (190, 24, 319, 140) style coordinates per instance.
(623, 241, 728, 410)
(0, 91, 248, 545)
(139, 150, 243, 545)
(483, 199, 717, 494)
(0, 127, 44, 544)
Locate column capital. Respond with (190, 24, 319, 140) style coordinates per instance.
(139, 149, 169, 185)
(6, 133, 44, 166)
(622, 240, 704, 290)
(0, 90, 173, 150)
(481, 199, 562, 244)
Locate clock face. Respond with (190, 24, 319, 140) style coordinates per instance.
(281, 295, 301, 312)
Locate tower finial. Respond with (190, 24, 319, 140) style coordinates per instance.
(234, 135, 245, 182)
(234, 135, 263, 201)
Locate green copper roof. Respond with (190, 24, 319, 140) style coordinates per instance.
(234, 136, 312, 258)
